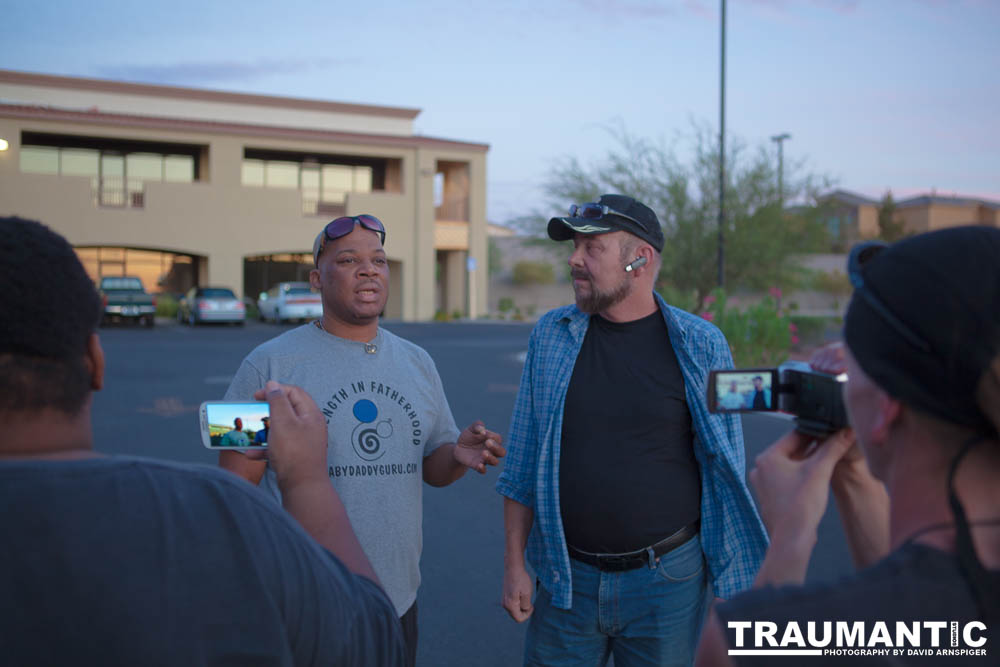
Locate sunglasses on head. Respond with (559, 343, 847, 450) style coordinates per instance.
(848, 241, 930, 353)
(569, 202, 647, 231)
(316, 215, 386, 262)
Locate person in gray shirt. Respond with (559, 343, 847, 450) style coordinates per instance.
(0, 216, 405, 666)
(220, 214, 506, 666)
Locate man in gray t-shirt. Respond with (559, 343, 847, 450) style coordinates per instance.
(221, 214, 505, 665)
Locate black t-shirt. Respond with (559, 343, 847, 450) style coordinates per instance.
(717, 543, 999, 665)
(0, 456, 404, 666)
(559, 311, 701, 553)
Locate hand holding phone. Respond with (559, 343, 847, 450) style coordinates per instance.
(252, 381, 329, 487)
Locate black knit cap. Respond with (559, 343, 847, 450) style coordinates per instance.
(548, 194, 665, 252)
(0, 217, 102, 361)
(844, 225, 1000, 434)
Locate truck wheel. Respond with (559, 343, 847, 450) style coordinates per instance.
(144, 316, 155, 328)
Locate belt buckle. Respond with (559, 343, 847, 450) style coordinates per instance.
(598, 553, 636, 572)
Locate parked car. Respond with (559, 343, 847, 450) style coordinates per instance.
(257, 282, 322, 323)
(177, 286, 245, 326)
(98, 276, 156, 327)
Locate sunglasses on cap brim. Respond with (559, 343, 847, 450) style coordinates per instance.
(317, 214, 386, 261)
(848, 241, 931, 353)
(568, 203, 647, 231)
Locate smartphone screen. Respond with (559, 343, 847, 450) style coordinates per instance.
(707, 369, 779, 413)
(199, 401, 269, 448)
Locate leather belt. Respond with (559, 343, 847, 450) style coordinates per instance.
(567, 521, 699, 572)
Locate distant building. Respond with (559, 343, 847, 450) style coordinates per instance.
(819, 189, 999, 248)
(0, 69, 488, 320)
(817, 189, 880, 248)
(895, 194, 1000, 235)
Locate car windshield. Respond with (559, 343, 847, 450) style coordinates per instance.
(101, 277, 144, 290)
(284, 286, 316, 296)
(200, 288, 236, 298)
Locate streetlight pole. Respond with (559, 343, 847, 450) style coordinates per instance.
(717, 0, 727, 288)
(771, 132, 791, 205)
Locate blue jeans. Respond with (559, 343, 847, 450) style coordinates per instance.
(524, 534, 709, 667)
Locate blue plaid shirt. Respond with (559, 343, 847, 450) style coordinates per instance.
(496, 293, 768, 609)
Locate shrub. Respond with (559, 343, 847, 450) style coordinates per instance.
(512, 260, 556, 285)
(155, 293, 178, 318)
(809, 269, 853, 296)
(702, 289, 794, 366)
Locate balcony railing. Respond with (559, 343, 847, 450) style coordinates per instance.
(92, 176, 145, 209)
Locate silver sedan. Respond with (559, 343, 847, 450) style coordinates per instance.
(177, 287, 246, 326)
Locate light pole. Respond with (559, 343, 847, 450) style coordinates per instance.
(717, 0, 727, 288)
(771, 132, 791, 205)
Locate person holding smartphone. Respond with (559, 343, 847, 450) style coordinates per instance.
(0, 217, 405, 665)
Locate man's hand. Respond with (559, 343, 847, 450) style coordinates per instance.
(751, 428, 854, 538)
(750, 428, 855, 585)
(502, 564, 534, 623)
(454, 421, 506, 474)
(252, 380, 328, 488)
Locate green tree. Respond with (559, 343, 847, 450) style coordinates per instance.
(537, 125, 832, 309)
(878, 190, 906, 241)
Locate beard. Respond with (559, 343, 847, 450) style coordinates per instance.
(572, 270, 632, 314)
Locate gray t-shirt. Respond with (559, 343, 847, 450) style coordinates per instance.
(0, 456, 404, 666)
(225, 324, 460, 615)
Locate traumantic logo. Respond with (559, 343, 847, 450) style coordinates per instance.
(727, 620, 988, 659)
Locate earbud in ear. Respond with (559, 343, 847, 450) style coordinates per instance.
(624, 257, 647, 273)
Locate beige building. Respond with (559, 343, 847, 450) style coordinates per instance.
(0, 69, 489, 320)
(895, 194, 1000, 235)
(819, 189, 999, 248)
(818, 189, 880, 249)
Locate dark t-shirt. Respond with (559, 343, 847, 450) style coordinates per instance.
(0, 456, 404, 666)
(559, 311, 701, 553)
(717, 543, 999, 665)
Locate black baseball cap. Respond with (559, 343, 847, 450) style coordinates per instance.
(548, 194, 665, 252)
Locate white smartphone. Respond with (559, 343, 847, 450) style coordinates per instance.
(199, 401, 270, 449)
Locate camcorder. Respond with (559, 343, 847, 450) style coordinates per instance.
(707, 362, 848, 438)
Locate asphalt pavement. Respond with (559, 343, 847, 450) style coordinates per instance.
(93, 318, 854, 666)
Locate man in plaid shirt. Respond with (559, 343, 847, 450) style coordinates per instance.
(496, 195, 767, 666)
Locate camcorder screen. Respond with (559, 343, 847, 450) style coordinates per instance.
(200, 401, 269, 448)
(707, 366, 849, 437)
(708, 370, 778, 413)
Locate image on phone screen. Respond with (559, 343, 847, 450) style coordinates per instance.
(709, 370, 777, 413)
(200, 401, 270, 448)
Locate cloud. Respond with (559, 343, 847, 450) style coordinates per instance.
(93, 57, 356, 86)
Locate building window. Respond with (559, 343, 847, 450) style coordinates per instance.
(75, 246, 195, 294)
(19, 132, 202, 208)
(241, 148, 382, 216)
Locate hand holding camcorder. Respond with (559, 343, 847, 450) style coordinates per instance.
(708, 363, 848, 438)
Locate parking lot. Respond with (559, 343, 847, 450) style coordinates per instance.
(94, 318, 853, 666)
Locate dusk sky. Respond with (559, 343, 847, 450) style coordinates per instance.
(4, 0, 998, 224)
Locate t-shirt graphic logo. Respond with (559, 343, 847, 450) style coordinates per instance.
(351, 399, 394, 461)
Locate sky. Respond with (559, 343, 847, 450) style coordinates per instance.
(3, 0, 998, 224)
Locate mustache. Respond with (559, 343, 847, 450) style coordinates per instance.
(571, 270, 591, 281)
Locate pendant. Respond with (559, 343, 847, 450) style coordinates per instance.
(365, 343, 378, 354)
